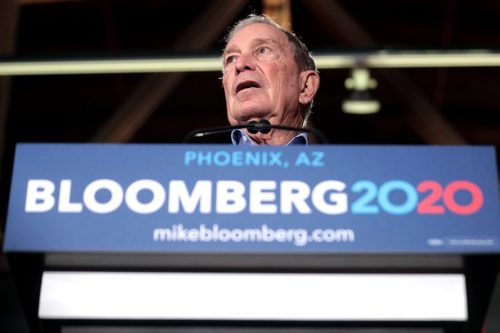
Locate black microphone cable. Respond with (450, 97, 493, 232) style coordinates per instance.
(183, 119, 329, 144)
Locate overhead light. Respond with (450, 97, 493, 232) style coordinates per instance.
(342, 68, 380, 114)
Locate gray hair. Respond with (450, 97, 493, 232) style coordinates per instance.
(224, 14, 317, 72)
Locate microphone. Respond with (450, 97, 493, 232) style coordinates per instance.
(247, 119, 271, 134)
(183, 119, 329, 144)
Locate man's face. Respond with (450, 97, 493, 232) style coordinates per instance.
(222, 23, 304, 138)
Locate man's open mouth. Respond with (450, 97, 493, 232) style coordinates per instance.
(235, 80, 260, 94)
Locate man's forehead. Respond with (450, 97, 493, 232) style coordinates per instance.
(224, 38, 283, 55)
(224, 23, 288, 52)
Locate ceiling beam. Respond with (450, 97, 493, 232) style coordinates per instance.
(92, 0, 249, 142)
(303, 0, 467, 144)
(2, 52, 500, 76)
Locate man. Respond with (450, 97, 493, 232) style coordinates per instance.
(222, 14, 320, 145)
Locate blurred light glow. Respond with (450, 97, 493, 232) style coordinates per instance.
(342, 99, 381, 114)
(342, 68, 380, 114)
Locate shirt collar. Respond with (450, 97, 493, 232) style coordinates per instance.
(231, 129, 308, 146)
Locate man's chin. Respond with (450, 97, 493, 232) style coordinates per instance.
(231, 113, 271, 125)
(229, 103, 271, 123)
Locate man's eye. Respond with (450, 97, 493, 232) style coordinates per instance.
(258, 46, 270, 54)
(225, 56, 236, 65)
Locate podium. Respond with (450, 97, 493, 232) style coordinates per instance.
(4, 144, 500, 333)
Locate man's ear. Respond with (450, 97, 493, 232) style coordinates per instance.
(299, 70, 320, 105)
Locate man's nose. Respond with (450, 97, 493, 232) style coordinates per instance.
(235, 53, 255, 73)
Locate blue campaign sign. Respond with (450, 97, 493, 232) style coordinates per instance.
(4, 143, 500, 254)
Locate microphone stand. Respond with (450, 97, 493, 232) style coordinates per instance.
(183, 120, 329, 144)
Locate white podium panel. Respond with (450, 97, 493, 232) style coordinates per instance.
(39, 272, 467, 321)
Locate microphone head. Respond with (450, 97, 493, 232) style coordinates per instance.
(258, 119, 272, 134)
(248, 120, 272, 134)
(247, 121, 258, 134)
